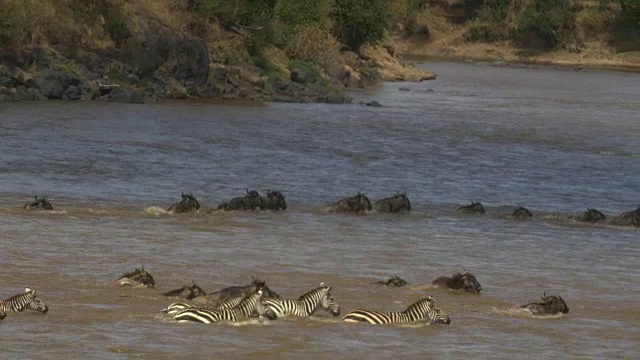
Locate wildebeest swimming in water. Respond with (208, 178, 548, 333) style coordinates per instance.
(217, 189, 265, 211)
(378, 275, 408, 287)
(573, 208, 606, 223)
(326, 192, 372, 213)
(432, 270, 482, 293)
(457, 201, 486, 214)
(163, 281, 207, 300)
(261, 190, 287, 211)
(115, 267, 156, 288)
(608, 207, 640, 227)
(193, 277, 280, 307)
(373, 192, 411, 213)
(521, 293, 569, 315)
(511, 206, 533, 220)
(23, 195, 53, 210)
(167, 192, 200, 214)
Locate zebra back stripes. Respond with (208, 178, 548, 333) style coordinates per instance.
(341, 295, 450, 325)
(0, 288, 49, 313)
(262, 282, 340, 320)
(161, 290, 258, 316)
(172, 289, 265, 324)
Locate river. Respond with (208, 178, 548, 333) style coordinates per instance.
(0, 61, 638, 359)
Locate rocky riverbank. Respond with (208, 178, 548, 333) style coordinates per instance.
(0, 1, 434, 105)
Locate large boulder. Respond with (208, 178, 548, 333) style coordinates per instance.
(35, 70, 81, 99)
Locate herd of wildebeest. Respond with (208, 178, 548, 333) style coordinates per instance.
(3, 189, 636, 325)
(21, 190, 640, 227)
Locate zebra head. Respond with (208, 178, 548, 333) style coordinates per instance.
(318, 284, 341, 317)
(429, 306, 450, 325)
(24, 288, 49, 314)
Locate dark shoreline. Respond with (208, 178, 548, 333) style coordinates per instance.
(401, 53, 640, 73)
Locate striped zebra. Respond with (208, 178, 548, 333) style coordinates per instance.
(0, 288, 49, 314)
(172, 289, 265, 324)
(161, 289, 261, 316)
(341, 295, 450, 325)
(262, 282, 340, 320)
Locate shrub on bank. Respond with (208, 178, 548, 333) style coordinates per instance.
(510, 0, 575, 49)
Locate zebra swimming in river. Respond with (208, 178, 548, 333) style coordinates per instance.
(341, 295, 450, 325)
(262, 282, 340, 320)
(171, 289, 266, 324)
(0, 288, 49, 314)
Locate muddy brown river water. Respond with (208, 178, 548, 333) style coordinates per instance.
(0, 61, 638, 359)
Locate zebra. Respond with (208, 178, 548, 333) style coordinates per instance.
(262, 282, 340, 320)
(171, 289, 266, 324)
(161, 288, 263, 316)
(0, 288, 49, 314)
(341, 295, 450, 325)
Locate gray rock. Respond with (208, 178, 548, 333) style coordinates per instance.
(65, 85, 81, 100)
(290, 67, 317, 84)
(35, 70, 81, 99)
(107, 88, 145, 104)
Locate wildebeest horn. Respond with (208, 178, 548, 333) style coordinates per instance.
(181, 191, 185, 198)
(34, 195, 39, 201)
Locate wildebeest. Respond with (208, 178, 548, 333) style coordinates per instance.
(115, 267, 156, 288)
(378, 275, 408, 287)
(193, 277, 280, 307)
(573, 208, 606, 223)
(457, 201, 486, 214)
(373, 192, 411, 213)
(432, 270, 482, 293)
(23, 195, 53, 210)
(167, 192, 200, 214)
(217, 189, 265, 211)
(521, 293, 569, 315)
(511, 206, 533, 220)
(261, 190, 287, 211)
(608, 207, 640, 227)
(326, 192, 372, 213)
(163, 281, 207, 300)
(0, 310, 5, 319)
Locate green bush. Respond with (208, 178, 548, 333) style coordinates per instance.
(333, 0, 387, 50)
(464, 0, 510, 42)
(510, 0, 575, 49)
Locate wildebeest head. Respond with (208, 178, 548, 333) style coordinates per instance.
(579, 208, 606, 223)
(0, 310, 5, 319)
(167, 192, 200, 214)
(115, 266, 156, 288)
(263, 190, 287, 211)
(162, 281, 207, 300)
(512, 206, 533, 219)
(373, 192, 411, 213)
(433, 271, 482, 293)
(457, 201, 486, 214)
(378, 275, 408, 287)
(522, 293, 569, 315)
(609, 207, 640, 227)
(218, 189, 265, 211)
(329, 192, 372, 213)
(23, 195, 53, 210)
(251, 277, 280, 300)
